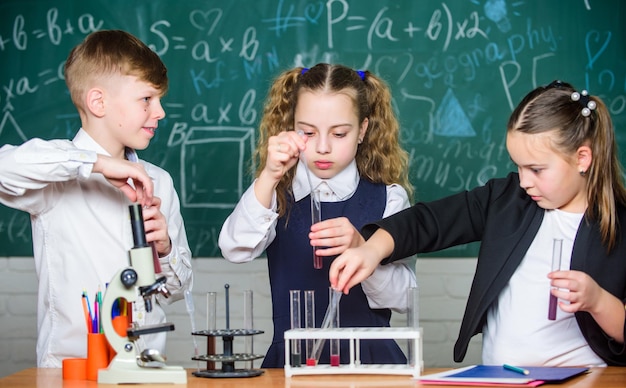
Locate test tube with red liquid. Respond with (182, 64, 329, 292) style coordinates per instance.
(548, 239, 562, 320)
(311, 190, 322, 269)
(304, 290, 316, 366)
(329, 288, 340, 367)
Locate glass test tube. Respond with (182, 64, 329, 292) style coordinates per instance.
(184, 290, 200, 371)
(548, 239, 563, 320)
(329, 287, 340, 367)
(290, 290, 302, 367)
(205, 291, 217, 370)
(311, 190, 323, 269)
(243, 290, 254, 369)
(304, 290, 316, 366)
(407, 286, 419, 366)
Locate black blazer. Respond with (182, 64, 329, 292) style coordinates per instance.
(363, 172, 626, 365)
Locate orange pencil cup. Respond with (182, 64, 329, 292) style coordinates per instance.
(86, 333, 109, 381)
(62, 357, 87, 380)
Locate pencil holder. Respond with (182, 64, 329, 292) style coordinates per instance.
(86, 333, 109, 380)
(62, 357, 87, 380)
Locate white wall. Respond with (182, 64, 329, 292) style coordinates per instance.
(0, 257, 481, 378)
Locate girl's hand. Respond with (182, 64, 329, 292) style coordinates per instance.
(548, 270, 602, 314)
(141, 196, 172, 257)
(310, 217, 365, 256)
(329, 245, 382, 295)
(264, 131, 306, 182)
(549, 269, 625, 342)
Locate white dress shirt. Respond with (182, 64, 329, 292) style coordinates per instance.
(219, 160, 416, 312)
(0, 129, 193, 367)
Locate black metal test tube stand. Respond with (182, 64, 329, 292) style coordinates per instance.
(191, 284, 265, 378)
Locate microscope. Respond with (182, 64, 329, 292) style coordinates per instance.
(97, 204, 187, 384)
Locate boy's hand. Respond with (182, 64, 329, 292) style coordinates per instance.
(93, 155, 154, 207)
(141, 196, 172, 257)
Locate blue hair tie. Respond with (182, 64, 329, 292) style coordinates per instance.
(301, 68, 309, 74)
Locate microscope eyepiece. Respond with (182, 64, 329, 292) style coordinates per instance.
(129, 204, 149, 248)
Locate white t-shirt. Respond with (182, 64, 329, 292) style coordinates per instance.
(482, 209, 605, 366)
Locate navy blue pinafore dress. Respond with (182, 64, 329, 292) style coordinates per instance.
(262, 178, 407, 368)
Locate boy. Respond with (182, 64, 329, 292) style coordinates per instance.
(0, 30, 193, 367)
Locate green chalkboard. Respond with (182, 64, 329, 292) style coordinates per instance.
(1, 0, 625, 257)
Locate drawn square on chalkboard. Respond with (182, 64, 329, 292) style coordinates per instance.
(181, 127, 255, 208)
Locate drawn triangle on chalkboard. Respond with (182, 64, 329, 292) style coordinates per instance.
(0, 111, 28, 144)
(435, 88, 476, 137)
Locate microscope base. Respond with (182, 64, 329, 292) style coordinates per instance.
(98, 356, 187, 384)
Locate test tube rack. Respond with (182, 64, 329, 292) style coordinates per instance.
(191, 285, 265, 378)
(283, 327, 423, 377)
(191, 328, 265, 378)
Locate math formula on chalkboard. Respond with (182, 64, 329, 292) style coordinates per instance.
(0, 0, 624, 257)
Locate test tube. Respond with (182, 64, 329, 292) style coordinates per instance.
(311, 190, 323, 269)
(290, 290, 302, 367)
(329, 287, 340, 367)
(304, 290, 316, 366)
(205, 291, 217, 370)
(311, 288, 342, 363)
(243, 290, 254, 369)
(548, 239, 563, 320)
(184, 290, 200, 371)
(407, 286, 419, 366)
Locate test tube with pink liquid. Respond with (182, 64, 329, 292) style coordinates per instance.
(548, 239, 562, 320)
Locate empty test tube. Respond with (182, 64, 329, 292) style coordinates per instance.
(184, 290, 200, 370)
(290, 290, 302, 367)
(407, 286, 419, 367)
(243, 290, 254, 369)
(548, 239, 563, 320)
(304, 290, 316, 366)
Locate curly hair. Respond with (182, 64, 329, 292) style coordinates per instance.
(508, 80, 626, 251)
(254, 63, 413, 217)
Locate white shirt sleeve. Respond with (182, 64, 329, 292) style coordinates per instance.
(218, 180, 279, 263)
(361, 184, 417, 312)
(0, 138, 97, 213)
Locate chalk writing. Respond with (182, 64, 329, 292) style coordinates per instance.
(0, 0, 624, 258)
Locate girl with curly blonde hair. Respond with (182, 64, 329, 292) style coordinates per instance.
(219, 63, 416, 368)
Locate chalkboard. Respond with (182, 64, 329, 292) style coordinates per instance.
(1, 0, 625, 257)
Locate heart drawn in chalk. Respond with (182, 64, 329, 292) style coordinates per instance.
(190, 9, 223, 36)
(585, 30, 611, 69)
(304, 2, 324, 24)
